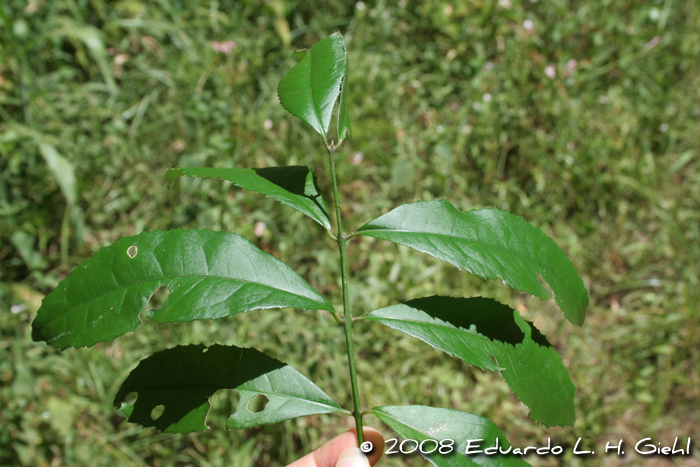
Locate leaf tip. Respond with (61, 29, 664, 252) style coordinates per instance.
(165, 168, 186, 182)
(292, 48, 308, 62)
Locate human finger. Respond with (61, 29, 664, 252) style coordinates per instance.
(287, 427, 384, 467)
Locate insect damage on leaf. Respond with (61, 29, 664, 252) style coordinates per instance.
(114, 345, 347, 434)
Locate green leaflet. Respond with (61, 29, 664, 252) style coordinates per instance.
(367, 297, 575, 426)
(115, 345, 348, 434)
(373, 405, 531, 467)
(32, 229, 333, 349)
(356, 200, 588, 325)
(166, 166, 331, 230)
(278, 32, 351, 148)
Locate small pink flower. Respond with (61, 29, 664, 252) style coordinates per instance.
(564, 59, 578, 77)
(544, 65, 556, 79)
(254, 221, 267, 237)
(211, 40, 237, 55)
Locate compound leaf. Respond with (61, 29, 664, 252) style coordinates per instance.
(166, 166, 330, 230)
(367, 297, 574, 427)
(278, 32, 351, 147)
(32, 229, 334, 350)
(373, 405, 531, 467)
(115, 344, 347, 434)
(356, 200, 588, 325)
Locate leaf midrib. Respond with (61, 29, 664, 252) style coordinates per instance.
(131, 385, 347, 412)
(237, 388, 347, 413)
(307, 51, 326, 138)
(174, 168, 331, 229)
(368, 315, 495, 350)
(359, 227, 544, 268)
(241, 184, 328, 225)
(375, 408, 499, 440)
(358, 228, 548, 293)
(55, 273, 327, 317)
(370, 314, 530, 370)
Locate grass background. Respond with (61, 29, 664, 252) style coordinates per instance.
(1, 0, 699, 466)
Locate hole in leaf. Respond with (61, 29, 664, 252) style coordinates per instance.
(124, 392, 138, 406)
(119, 391, 139, 417)
(209, 389, 240, 428)
(127, 245, 138, 258)
(229, 390, 241, 414)
(145, 285, 170, 312)
(150, 404, 165, 420)
(246, 394, 269, 414)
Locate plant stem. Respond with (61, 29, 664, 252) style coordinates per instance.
(326, 145, 364, 446)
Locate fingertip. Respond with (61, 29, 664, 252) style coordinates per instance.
(335, 447, 370, 467)
(348, 427, 384, 466)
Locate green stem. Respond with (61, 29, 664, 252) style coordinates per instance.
(327, 145, 364, 446)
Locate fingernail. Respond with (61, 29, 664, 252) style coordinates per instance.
(335, 447, 370, 467)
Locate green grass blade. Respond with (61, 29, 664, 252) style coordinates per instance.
(373, 405, 531, 466)
(357, 200, 588, 325)
(115, 344, 347, 434)
(367, 297, 575, 427)
(38, 142, 77, 206)
(166, 166, 331, 230)
(32, 229, 334, 350)
(49, 18, 117, 95)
